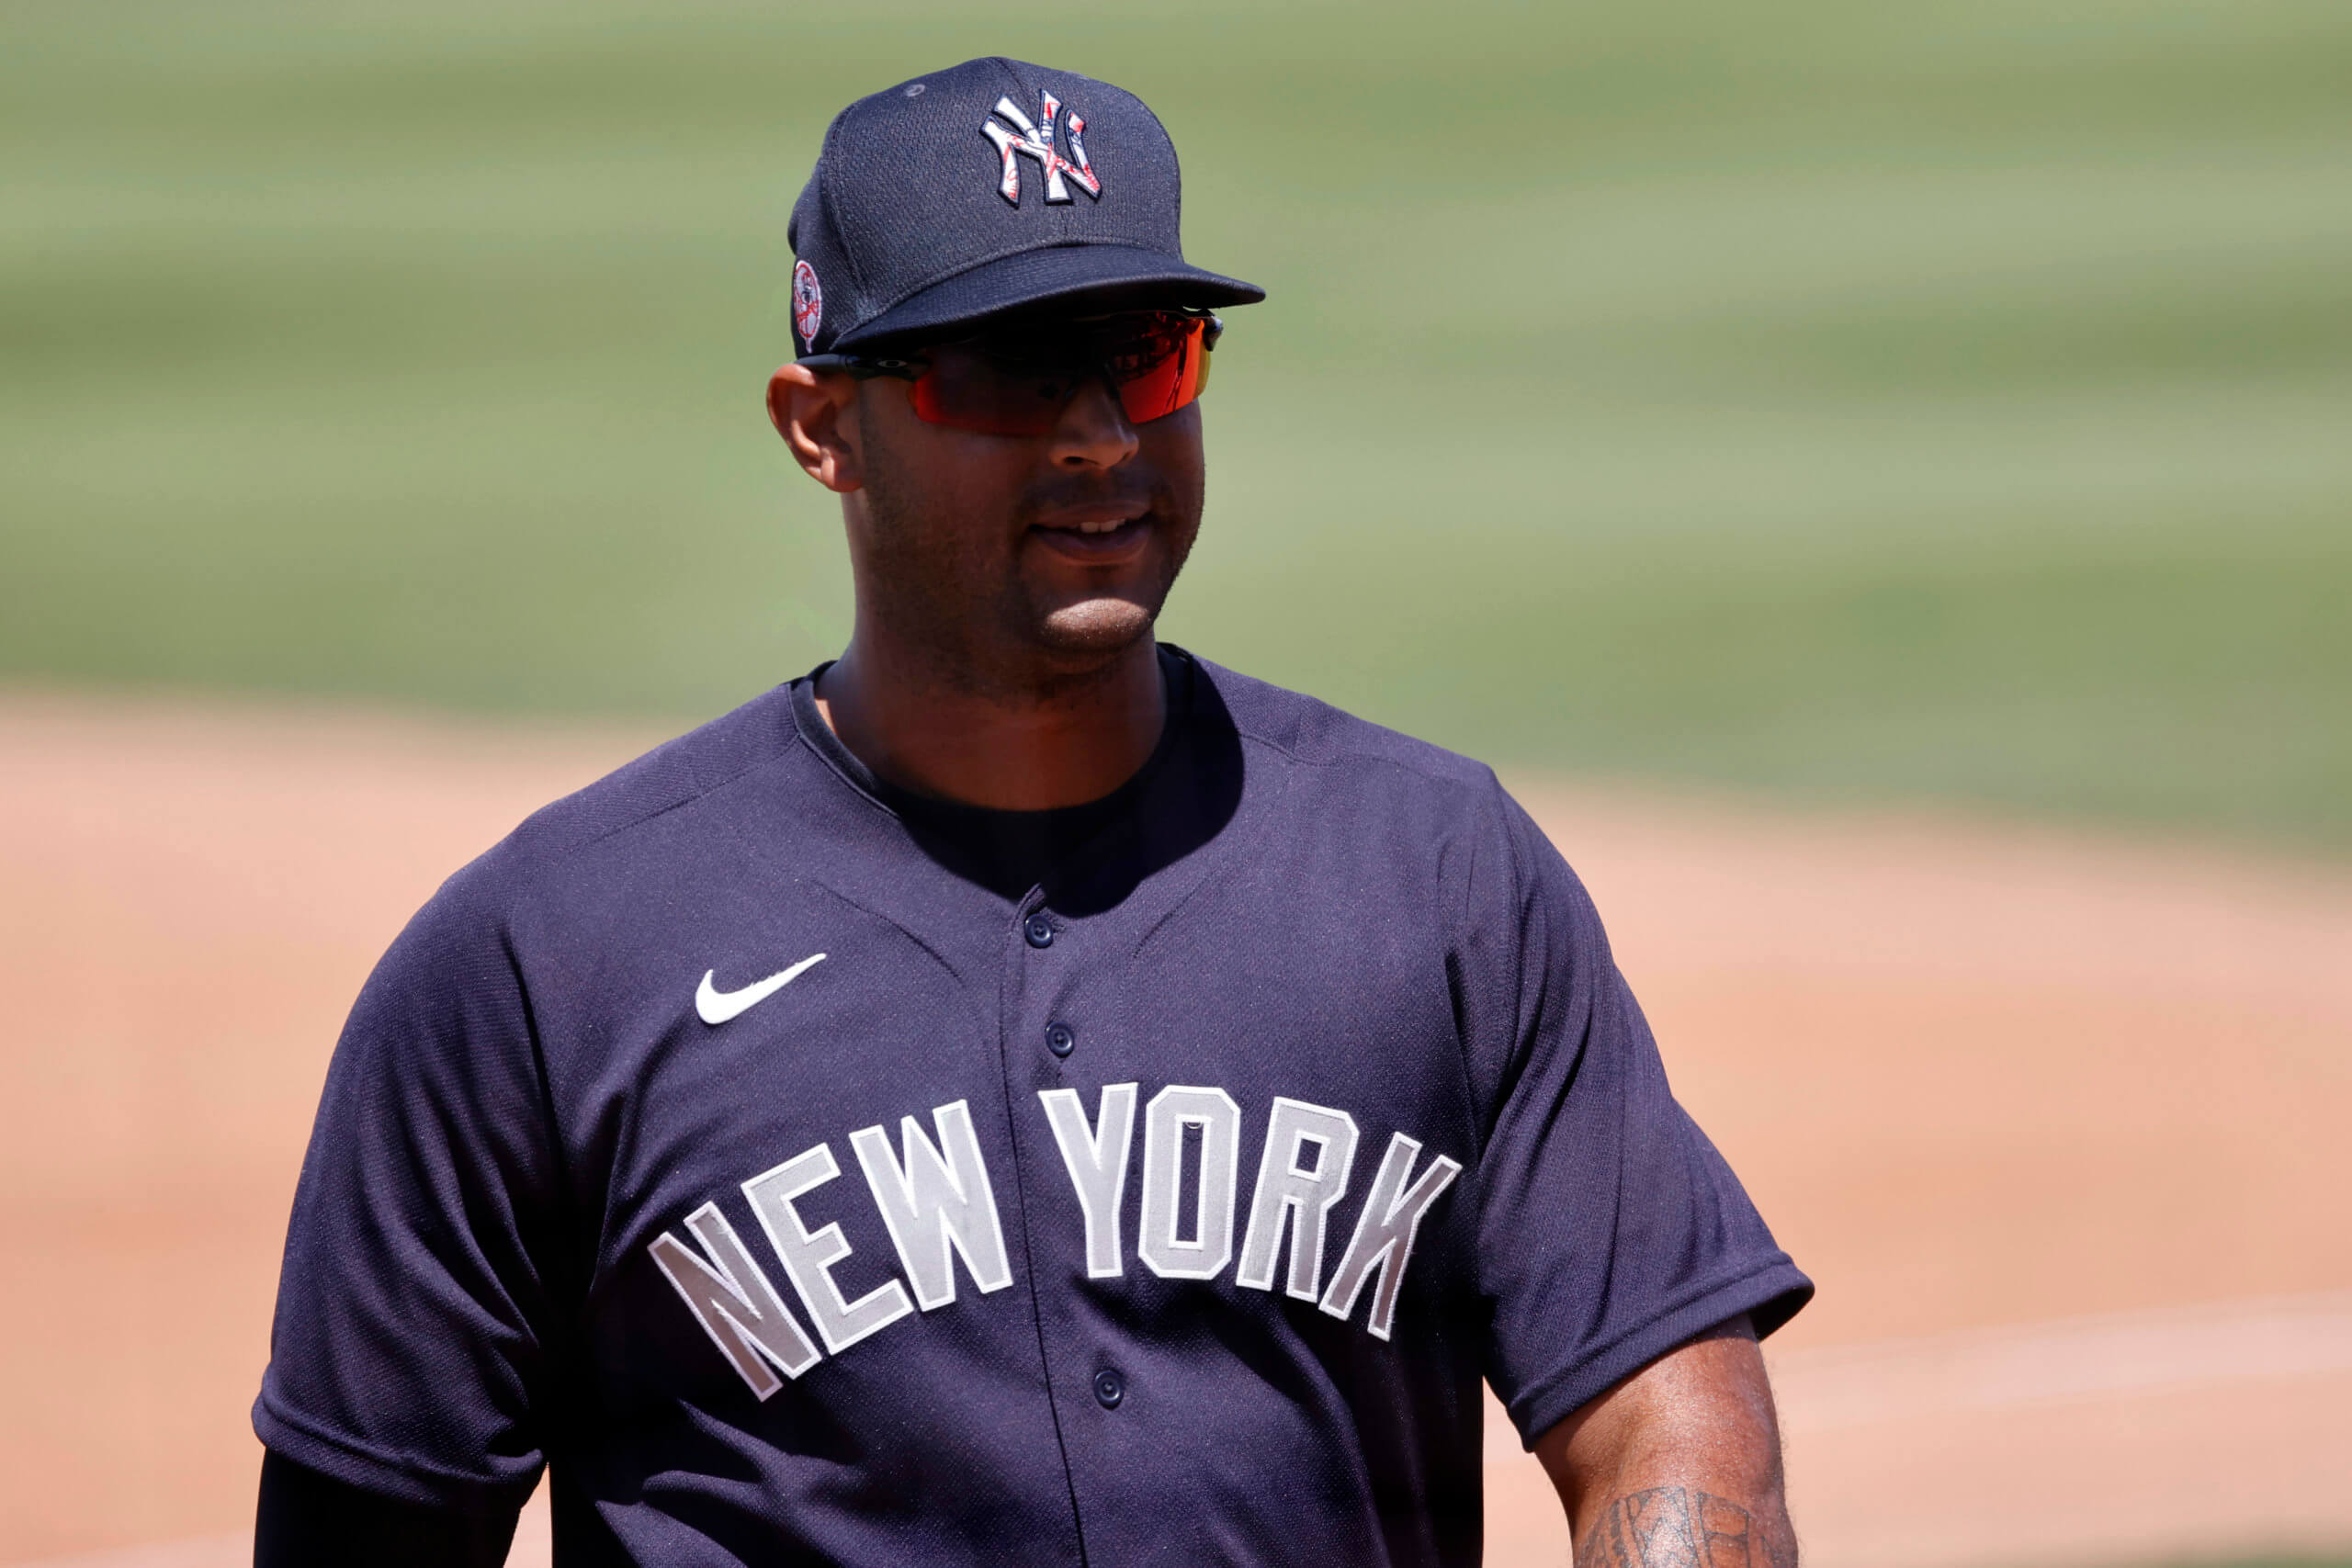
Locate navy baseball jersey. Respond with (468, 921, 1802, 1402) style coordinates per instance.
(255, 650, 1809, 1566)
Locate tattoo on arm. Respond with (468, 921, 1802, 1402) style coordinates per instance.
(1573, 1486, 1793, 1568)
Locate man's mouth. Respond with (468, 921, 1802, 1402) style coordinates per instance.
(1029, 505, 1153, 562)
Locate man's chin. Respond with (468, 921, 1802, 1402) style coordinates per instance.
(1032, 596, 1159, 660)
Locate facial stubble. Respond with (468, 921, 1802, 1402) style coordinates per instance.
(853, 397, 1200, 698)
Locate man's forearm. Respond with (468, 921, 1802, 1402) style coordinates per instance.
(1573, 1483, 1795, 1568)
(1537, 1314, 1797, 1568)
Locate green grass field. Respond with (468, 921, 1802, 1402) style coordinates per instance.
(5, 0, 2347, 850)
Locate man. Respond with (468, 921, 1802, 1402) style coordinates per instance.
(254, 57, 1809, 1566)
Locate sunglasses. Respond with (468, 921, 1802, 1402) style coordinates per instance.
(802, 310, 1221, 438)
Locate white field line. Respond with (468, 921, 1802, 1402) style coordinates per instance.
(1482, 1288, 2352, 1456)
(1767, 1289, 2352, 1433)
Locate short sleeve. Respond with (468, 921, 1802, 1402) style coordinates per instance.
(1461, 788, 1811, 1449)
(253, 862, 562, 1507)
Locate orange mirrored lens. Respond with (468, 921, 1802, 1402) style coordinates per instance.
(1114, 321, 1210, 424)
(908, 357, 1073, 436)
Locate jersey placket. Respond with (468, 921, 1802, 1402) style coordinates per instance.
(1000, 884, 1115, 1562)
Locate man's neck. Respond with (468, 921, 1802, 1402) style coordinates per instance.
(813, 637, 1166, 811)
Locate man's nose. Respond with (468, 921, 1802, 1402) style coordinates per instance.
(1047, 375, 1141, 469)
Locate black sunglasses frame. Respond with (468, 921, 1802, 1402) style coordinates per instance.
(799, 308, 1222, 382)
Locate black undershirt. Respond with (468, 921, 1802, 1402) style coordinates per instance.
(789, 649, 1187, 902)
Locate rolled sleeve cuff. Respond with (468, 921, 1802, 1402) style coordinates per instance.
(252, 1391, 541, 1510)
(1503, 1259, 1815, 1450)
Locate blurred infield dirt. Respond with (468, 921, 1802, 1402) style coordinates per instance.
(2, 688, 2347, 1567)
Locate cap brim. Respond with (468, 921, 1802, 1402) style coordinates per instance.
(827, 244, 1264, 354)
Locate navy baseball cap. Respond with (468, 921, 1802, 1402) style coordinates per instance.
(785, 58, 1265, 357)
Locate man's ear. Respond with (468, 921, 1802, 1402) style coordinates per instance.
(767, 363, 865, 494)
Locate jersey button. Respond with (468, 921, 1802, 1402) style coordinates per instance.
(1045, 1021, 1077, 1058)
(1023, 913, 1055, 948)
(1092, 1369, 1125, 1409)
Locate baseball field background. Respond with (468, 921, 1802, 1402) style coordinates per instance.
(3, 1, 2349, 1564)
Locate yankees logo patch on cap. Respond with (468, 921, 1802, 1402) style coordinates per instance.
(781, 57, 1262, 358)
(981, 91, 1101, 207)
(791, 261, 822, 350)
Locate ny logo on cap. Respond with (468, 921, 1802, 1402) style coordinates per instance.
(981, 91, 1102, 207)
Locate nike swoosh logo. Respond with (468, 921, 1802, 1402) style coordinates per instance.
(695, 953, 828, 1025)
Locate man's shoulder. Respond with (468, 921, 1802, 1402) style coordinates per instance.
(340, 683, 831, 1063)
(1189, 652, 1506, 808)
(434, 682, 809, 919)
(512, 682, 804, 853)
(1189, 654, 1567, 932)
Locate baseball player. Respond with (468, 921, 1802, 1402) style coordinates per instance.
(254, 58, 1810, 1567)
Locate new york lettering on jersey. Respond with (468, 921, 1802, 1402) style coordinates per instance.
(650, 1086, 1464, 1398)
